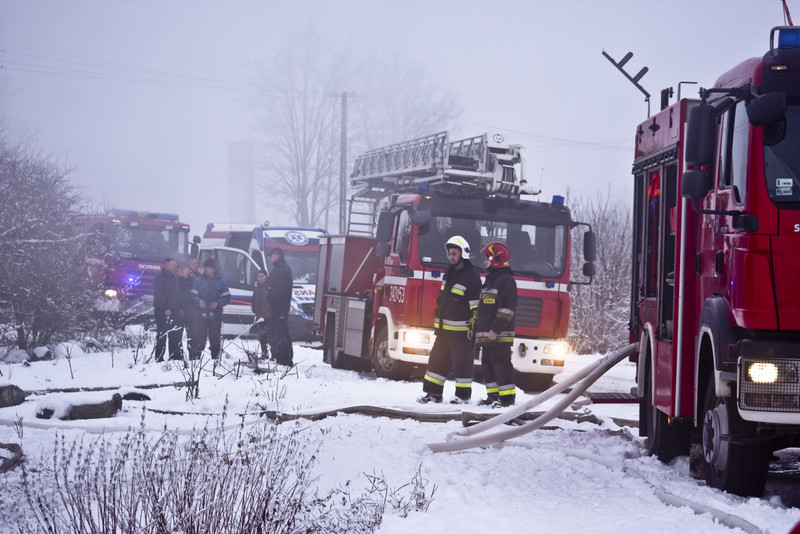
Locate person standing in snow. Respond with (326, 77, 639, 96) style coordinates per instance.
(251, 268, 271, 360)
(471, 241, 518, 407)
(418, 236, 482, 404)
(153, 257, 183, 362)
(177, 261, 196, 360)
(266, 248, 294, 366)
(190, 258, 231, 360)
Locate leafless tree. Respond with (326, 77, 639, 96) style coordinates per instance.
(251, 33, 462, 229)
(567, 190, 632, 355)
(0, 139, 98, 347)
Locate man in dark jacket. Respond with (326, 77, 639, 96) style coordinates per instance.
(251, 269, 271, 360)
(472, 241, 518, 407)
(266, 248, 293, 366)
(153, 257, 182, 362)
(177, 261, 196, 360)
(418, 236, 482, 404)
(190, 258, 231, 360)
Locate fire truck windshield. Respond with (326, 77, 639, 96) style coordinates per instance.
(107, 225, 188, 261)
(764, 101, 800, 207)
(416, 209, 567, 278)
(281, 250, 319, 285)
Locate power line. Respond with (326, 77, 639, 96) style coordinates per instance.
(453, 119, 629, 152)
(0, 40, 261, 91)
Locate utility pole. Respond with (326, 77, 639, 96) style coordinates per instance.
(339, 91, 348, 234)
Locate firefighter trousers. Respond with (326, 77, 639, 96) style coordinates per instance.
(480, 343, 516, 404)
(423, 329, 474, 400)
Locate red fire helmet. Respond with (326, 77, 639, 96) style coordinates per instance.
(481, 242, 510, 268)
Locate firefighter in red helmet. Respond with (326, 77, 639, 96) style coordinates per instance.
(418, 235, 482, 404)
(470, 241, 517, 407)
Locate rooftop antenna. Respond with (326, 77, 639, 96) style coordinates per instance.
(783, 0, 794, 26)
(602, 50, 652, 117)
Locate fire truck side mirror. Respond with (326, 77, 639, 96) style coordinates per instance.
(376, 242, 391, 258)
(746, 91, 786, 127)
(685, 103, 716, 167)
(376, 212, 394, 242)
(583, 230, 597, 262)
(681, 169, 713, 200)
(411, 209, 432, 227)
(582, 262, 595, 277)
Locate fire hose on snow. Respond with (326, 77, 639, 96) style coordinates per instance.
(428, 343, 638, 453)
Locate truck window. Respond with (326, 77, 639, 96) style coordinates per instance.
(216, 248, 257, 290)
(719, 101, 749, 205)
(763, 100, 800, 207)
(394, 211, 411, 264)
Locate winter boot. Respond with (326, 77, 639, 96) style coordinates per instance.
(478, 393, 500, 406)
(417, 393, 443, 404)
(449, 396, 471, 405)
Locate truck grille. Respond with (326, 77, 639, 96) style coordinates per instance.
(515, 296, 542, 328)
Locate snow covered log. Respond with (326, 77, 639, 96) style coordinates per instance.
(0, 385, 25, 408)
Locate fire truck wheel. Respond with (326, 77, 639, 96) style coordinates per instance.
(514, 372, 553, 393)
(643, 358, 688, 463)
(371, 327, 411, 380)
(700, 374, 770, 497)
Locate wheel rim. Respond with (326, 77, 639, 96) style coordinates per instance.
(703, 403, 730, 472)
(375, 338, 393, 370)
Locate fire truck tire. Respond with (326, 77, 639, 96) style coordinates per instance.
(700, 374, 769, 497)
(514, 372, 554, 393)
(371, 327, 411, 380)
(642, 359, 688, 463)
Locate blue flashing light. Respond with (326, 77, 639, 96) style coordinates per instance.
(111, 209, 137, 218)
(552, 195, 565, 206)
(417, 182, 430, 193)
(155, 213, 179, 222)
(779, 28, 800, 48)
(546, 280, 555, 288)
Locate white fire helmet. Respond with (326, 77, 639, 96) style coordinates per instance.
(444, 235, 470, 260)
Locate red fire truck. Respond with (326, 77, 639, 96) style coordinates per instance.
(630, 26, 800, 497)
(314, 132, 596, 391)
(72, 209, 191, 318)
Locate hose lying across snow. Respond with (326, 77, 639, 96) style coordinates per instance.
(428, 343, 638, 453)
(427, 343, 768, 534)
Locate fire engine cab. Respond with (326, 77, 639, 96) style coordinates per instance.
(631, 27, 800, 497)
(314, 131, 596, 391)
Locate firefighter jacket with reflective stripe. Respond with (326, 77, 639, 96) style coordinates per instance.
(475, 266, 517, 344)
(434, 259, 481, 332)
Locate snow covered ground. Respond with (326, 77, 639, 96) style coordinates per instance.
(1, 338, 800, 533)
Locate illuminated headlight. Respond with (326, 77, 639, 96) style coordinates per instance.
(543, 342, 567, 356)
(403, 330, 430, 344)
(104, 288, 118, 299)
(748, 362, 779, 384)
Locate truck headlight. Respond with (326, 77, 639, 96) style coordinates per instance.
(403, 330, 430, 344)
(748, 362, 779, 384)
(543, 342, 567, 356)
(103, 288, 118, 299)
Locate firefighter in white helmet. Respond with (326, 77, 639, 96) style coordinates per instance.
(418, 235, 482, 404)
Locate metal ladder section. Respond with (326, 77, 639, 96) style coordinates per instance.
(350, 131, 496, 189)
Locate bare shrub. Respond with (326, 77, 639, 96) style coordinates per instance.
(14, 411, 434, 533)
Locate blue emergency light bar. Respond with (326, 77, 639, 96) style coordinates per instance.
(110, 208, 180, 222)
(779, 28, 800, 48)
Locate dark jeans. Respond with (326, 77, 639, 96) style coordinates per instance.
(480, 343, 515, 402)
(192, 316, 222, 359)
(269, 316, 293, 365)
(155, 310, 183, 362)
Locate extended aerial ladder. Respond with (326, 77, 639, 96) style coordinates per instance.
(347, 131, 539, 235)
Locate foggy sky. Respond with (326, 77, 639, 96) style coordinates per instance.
(0, 0, 791, 236)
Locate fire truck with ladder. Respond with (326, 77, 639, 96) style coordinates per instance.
(630, 26, 800, 497)
(313, 131, 596, 391)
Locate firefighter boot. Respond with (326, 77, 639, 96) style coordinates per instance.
(417, 393, 443, 404)
(477, 393, 500, 406)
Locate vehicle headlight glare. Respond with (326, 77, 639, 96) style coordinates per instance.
(403, 330, 430, 344)
(543, 343, 566, 356)
(748, 362, 779, 384)
(104, 289, 118, 299)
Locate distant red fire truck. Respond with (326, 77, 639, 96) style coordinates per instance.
(72, 209, 191, 318)
(630, 26, 800, 496)
(314, 131, 596, 391)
